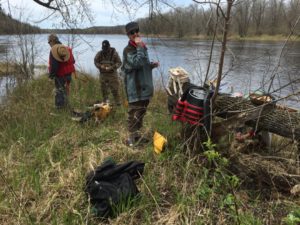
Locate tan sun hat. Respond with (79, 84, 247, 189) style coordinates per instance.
(51, 44, 70, 62)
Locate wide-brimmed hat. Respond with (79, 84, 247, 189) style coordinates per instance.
(125, 22, 139, 34)
(51, 44, 70, 62)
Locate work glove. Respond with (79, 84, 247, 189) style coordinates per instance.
(153, 131, 167, 154)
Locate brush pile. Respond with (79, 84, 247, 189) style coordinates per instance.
(214, 95, 300, 194)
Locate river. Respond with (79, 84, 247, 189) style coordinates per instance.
(0, 34, 299, 107)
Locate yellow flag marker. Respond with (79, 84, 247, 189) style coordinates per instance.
(153, 131, 167, 154)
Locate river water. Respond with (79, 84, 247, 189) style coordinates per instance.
(0, 34, 299, 107)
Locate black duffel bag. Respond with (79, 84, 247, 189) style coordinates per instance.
(85, 159, 145, 218)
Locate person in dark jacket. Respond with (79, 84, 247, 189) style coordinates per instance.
(122, 22, 159, 146)
(94, 40, 122, 105)
(48, 33, 75, 109)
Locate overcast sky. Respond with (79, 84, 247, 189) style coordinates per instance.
(1, 0, 192, 28)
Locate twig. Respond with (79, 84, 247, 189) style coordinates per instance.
(267, 14, 300, 93)
(33, 0, 59, 10)
(204, 0, 220, 84)
(0, 169, 34, 224)
(192, 0, 226, 18)
(260, 155, 298, 164)
(138, 171, 163, 215)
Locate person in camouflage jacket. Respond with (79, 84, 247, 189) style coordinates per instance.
(94, 40, 122, 105)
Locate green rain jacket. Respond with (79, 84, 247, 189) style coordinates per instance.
(122, 42, 154, 103)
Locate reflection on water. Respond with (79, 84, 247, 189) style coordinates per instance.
(0, 34, 299, 107)
(0, 76, 16, 104)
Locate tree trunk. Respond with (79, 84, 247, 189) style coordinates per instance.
(214, 95, 300, 141)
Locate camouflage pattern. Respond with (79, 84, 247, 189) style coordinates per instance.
(94, 47, 122, 104)
(100, 74, 121, 105)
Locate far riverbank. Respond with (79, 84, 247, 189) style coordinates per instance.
(143, 33, 300, 42)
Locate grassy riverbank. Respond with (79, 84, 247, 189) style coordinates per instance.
(0, 62, 20, 76)
(0, 74, 299, 225)
(228, 34, 300, 42)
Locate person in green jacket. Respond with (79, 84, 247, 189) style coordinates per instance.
(122, 21, 159, 146)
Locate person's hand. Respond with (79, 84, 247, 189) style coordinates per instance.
(105, 65, 113, 71)
(134, 36, 144, 47)
(150, 61, 159, 68)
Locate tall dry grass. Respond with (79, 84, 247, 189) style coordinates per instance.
(0, 74, 298, 225)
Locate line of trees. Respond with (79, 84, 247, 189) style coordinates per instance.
(42, 26, 125, 35)
(0, 4, 40, 35)
(138, 0, 300, 38)
(2, 0, 299, 37)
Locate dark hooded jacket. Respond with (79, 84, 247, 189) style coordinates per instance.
(121, 42, 154, 103)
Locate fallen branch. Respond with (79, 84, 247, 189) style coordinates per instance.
(214, 95, 300, 141)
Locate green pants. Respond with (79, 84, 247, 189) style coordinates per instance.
(100, 73, 121, 105)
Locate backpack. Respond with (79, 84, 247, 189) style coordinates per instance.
(84, 159, 145, 218)
(172, 85, 212, 132)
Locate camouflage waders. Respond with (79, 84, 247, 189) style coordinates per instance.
(94, 46, 122, 105)
(100, 73, 121, 105)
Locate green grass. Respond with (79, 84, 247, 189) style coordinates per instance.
(0, 74, 299, 224)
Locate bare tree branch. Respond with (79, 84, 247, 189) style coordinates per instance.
(267, 13, 300, 93)
(212, 0, 234, 103)
(204, 0, 221, 84)
(32, 0, 59, 10)
(192, 0, 226, 18)
(32, 11, 56, 23)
